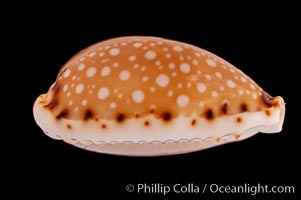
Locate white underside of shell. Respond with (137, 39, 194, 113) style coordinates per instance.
(33, 97, 285, 156)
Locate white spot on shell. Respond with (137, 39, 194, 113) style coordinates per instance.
(67, 92, 71, 97)
(132, 90, 145, 103)
(212, 91, 218, 97)
(177, 83, 183, 89)
(167, 90, 173, 97)
(192, 59, 198, 66)
(156, 74, 170, 87)
(206, 59, 216, 67)
(238, 89, 244, 95)
(133, 42, 142, 48)
(86, 67, 97, 77)
(63, 85, 69, 92)
(119, 70, 131, 81)
(150, 87, 156, 93)
(195, 52, 201, 57)
(140, 66, 147, 71)
(101, 66, 111, 77)
(177, 95, 190, 107)
(109, 48, 120, 56)
(169, 63, 175, 69)
(99, 52, 105, 57)
(186, 82, 192, 88)
(78, 64, 85, 71)
(215, 72, 222, 79)
(229, 68, 236, 73)
(129, 55, 136, 62)
(252, 93, 257, 99)
(198, 101, 205, 108)
(68, 100, 73, 106)
(205, 74, 211, 80)
(180, 63, 191, 74)
(250, 83, 256, 90)
(81, 99, 87, 106)
(226, 80, 236, 88)
(63, 69, 71, 78)
(144, 50, 156, 60)
(165, 53, 171, 58)
(97, 87, 110, 100)
(142, 76, 149, 82)
(220, 86, 225, 91)
(101, 59, 110, 64)
(110, 102, 117, 109)
(88, 51, 96, 57)
(172, 45, 183, 52)
(113, 62, 119, 68)
(197, 83, 206, 93)
(172, 72, 177, 77)
(75, 84, 84, 94)
(240, 77, 247, 83)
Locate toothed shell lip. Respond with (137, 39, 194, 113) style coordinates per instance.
(33, 95, 285, 156)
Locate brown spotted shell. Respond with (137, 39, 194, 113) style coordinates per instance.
(33, 36, 285, 156)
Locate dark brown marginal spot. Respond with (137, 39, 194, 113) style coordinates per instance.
(205, 109, 214, 120)
(265, 110, 271, 116)
(161, 111, 172, 122)
(135, 113, 140, 118)
(236, 117, 242, 123)
(101, 124, 107, 129)
(116, 113, 125, 123)
(66, 124, 72, 129)
(56, 109, 68, 120)
(221, 103, 228, 115)
(262, 92, 274, 107)
(144, 121, 150, 126)
(150, 109, 155, 114)
(240, 103, 248, 112)
(84, 109, 93, 120)
(191, 119, 196, 126)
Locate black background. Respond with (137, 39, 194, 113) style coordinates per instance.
(5, 3, 299, 199)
